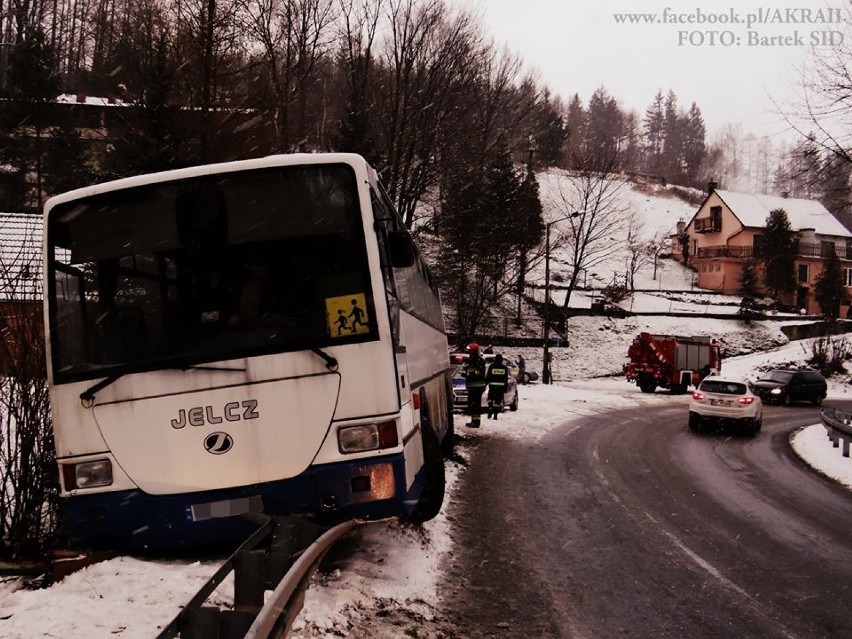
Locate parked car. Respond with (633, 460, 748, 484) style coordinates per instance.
(449, 352, 537, 383)
(688, 375, 763, 435)
(751, 369, 827, 406)
(451, 365, 519, 413)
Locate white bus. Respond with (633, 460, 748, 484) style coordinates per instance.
(43, 153, 453, 550)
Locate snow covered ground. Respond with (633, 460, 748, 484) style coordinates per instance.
(3, 318, 852, 638)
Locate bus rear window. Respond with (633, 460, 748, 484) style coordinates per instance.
(48, 164, 378, 382)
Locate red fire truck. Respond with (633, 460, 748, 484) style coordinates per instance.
(624, 332, 722, 394)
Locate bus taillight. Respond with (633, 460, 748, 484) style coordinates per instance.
(338, 420, 398, 453)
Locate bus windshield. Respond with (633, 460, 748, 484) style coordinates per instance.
(48, 163, 377, 383)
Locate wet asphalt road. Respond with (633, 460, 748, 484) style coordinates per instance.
(440, 401, 852, 639)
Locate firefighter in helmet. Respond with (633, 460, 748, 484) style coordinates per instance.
(464, 342, 487, 428)
(486, 353, 509, 419)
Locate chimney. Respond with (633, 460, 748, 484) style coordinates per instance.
(707, 179, 717, 194)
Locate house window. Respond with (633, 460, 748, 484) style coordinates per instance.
(798, 264, 809, 283)
(716, 264, 721, 272)
(821, 240, 836, 257)
(845, 268, 852, 287)
(710, 206, 722, 231)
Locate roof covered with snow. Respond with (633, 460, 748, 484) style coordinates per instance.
(0, 213, 43, 301)
(715, 190, 851, 237)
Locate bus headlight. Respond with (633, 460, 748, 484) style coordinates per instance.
(338, 421, 398, 454)
(62, 459, 113, 490)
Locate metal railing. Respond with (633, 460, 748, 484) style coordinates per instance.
(820, 406, 852, 459)
(696, 242, 852, 261)
(156, 516, 357, 639)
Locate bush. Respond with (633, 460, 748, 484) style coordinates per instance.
(803, 336, 850, 375)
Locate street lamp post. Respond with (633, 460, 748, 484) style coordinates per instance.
(541, 212, 580, 384)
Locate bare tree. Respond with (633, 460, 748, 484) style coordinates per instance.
(623, 211, 649, 292)
(335, 0, 384, 157)
(377, 0, 480, 226)
(786, 18, 852, 168)
(0, 215, 57, 560)
(239, 0, 338, 151)
(548, 154, 630, 312)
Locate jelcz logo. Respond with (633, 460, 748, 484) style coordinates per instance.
(204, 432, 234, 454)
(171, 399, 260, 429)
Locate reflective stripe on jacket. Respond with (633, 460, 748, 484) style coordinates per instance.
(465, 357, 487, 388)
(486, 365, 509, 388)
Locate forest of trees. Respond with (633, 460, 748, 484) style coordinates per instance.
(0, 0, 848, 226)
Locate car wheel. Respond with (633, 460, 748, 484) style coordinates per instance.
(639, 381, 656, 393)
(688, 412, 702, 432)
(812, 395, 824, 406)
(745, 417, 761, 436)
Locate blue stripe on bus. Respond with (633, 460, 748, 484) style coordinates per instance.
(60, 453, 427, 551)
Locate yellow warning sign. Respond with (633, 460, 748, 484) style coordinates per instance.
(326, 293, 370, 337)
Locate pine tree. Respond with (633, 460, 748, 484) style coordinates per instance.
(662, 90, 684, 182)
(0, 26, 61, 211)
(564, 93, 586, 167)
(814, 248, 849, 320)
(584, 86, 623, 170)
(642, 90, 665, 175)
(738, 258, 761, 321)
(761, 209, 797, 299)
(682, 103, 707, 187)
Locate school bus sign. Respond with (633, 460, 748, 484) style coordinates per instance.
(325, 293, 370, 337)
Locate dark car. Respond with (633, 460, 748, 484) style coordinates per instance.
(751, 369, 827, 406)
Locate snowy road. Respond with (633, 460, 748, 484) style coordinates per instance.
(441, 400, 852, 638)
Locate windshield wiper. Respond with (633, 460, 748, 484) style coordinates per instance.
(311, 348, 339, 372)
(80, 373, 126, 403)
(79, 363, 247, 404)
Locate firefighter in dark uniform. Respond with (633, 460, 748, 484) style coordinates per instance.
(486, 353, 509, 419)
(464, 342, 487, 428)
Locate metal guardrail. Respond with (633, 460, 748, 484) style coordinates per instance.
(156, 516, 357, 639)
(820, 407, 852, 458)
(245, 520, 357, 638)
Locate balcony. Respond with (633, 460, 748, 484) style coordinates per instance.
(696, 242, 852, 261)
(694, 217, 721, 233)
(696, 245, 753, 259)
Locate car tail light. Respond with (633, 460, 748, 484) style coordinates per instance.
(738, 397, 755, 405)
(692, 391, 704, 400)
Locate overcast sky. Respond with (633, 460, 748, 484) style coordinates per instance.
(451, 0, 847, 141)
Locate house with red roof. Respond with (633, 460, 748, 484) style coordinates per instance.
(679, 184, 852, 316)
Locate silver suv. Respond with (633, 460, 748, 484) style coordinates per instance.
(689, 376, 763, 435)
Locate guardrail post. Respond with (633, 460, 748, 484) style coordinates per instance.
(234, 550, 267, 612)
(182, 607, 255, 639)
(844, 437, 850, 458)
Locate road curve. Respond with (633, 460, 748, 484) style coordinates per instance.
(441, 402, 852, 639)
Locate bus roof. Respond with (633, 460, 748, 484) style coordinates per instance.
(43, 153, 372, 212)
